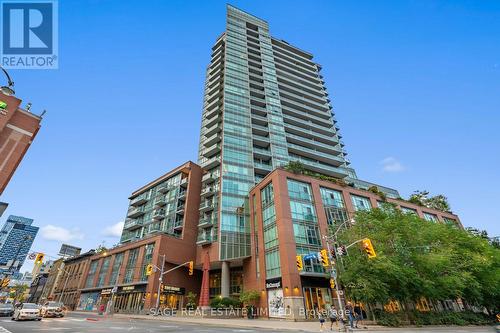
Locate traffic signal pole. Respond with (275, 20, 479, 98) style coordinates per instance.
(153, 256, 192, 313)
(324, 236, 345, 321)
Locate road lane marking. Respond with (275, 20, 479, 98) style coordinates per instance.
(0, 327, 12, 333)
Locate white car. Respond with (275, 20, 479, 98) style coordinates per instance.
(12, 303, 42, 321)
(40, 301, 65, 318)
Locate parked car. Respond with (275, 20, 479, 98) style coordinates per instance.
(40, 301, 65, 318)
(0, 303, 14, 317)
(11, 303, 42, 321)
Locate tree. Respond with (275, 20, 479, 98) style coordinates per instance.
(336, 206, 500, 320)
(10, 284, 28, 303)
(408, 191, 451, 212)
(185, 291, 197, 310)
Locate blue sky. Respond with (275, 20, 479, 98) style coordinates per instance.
(1, 0, 498, 272)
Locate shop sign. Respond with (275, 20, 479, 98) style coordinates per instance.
(0, 101, 6, 116)
(101, 288, 112, 295)
(121, 286, 135, 292)
(265, 278, 282, 290)
(162, 285, 185, 295)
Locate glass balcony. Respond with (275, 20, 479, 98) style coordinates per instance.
(176, 203, 185, 214)
(127, 206, 146, 218)
(198, 216, 217, 228)
(173, 219, 184, 230)
(124, 219, 143, 230)
(180, 177, 188, 188)
(197, 231, 213, 245)
(202, 143, 221, 158)
(202, 156, 221, 169)
(202, 171, 220, 184)
(153, 209, 166, 220)
(199, 200, 217, 213)
(130, 195, 148, 206)
(178, 189, 187, 200)
(154, 195, 167, 206)
(201, 186, 217, 198)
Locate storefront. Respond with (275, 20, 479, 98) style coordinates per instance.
(301, 277, 332, 318)
(112, 285, 147, 314)
(159, 285, 185, 310)
(266, 278, 285, 318)
(77, 291, 100, 311)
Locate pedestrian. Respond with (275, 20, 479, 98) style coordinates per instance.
(318, 310, 326, 332)
(328, 305, 339, 331)
(353, 303, 363, 329)
(345, 301, 354, 329)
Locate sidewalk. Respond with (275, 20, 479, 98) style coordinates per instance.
(109, 312, 381, 332)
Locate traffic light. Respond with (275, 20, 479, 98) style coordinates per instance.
(319, 249, 329, 267)
(329, 278, 335, 289)
(362, 238, 376, 259)
(145, 264, 153, 276)
(34, 253, 44, 265)
(188, 261, 194, 275)
(296, 255, 303, 271)
(0, 278, 10, 288)
(337, 245, 347, 256)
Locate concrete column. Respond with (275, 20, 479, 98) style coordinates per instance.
(221, 261, 230, 298)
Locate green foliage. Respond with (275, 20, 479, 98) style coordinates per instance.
(411, 311, 491, 326)
(368, 186, 387, 201)
(374, 310, 493, 327)
(186, 291, 197, 309)
(408, 190, 451, 212)
(282, 161, 349, 187)
(9, 284, 28, 302)
(239, 290, 260, 305)
(210, 297, 242, 309)
(373, 309, 404, 327)
(337, 207, 500, 316)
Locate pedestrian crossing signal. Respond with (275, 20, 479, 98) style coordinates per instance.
(34, 253, 44, 265)
(362, 238, 376, 259)
(296, 255, 303, 271)
(188, 261, 194, 275)
(145, 264, 153, 276)
(319, 249, 329, 267)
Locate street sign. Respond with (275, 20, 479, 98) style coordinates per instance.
(111, 286, 118, 293)
(28, 253, 36, 260)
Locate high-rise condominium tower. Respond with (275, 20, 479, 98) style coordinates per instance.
(197, 5, 356, 265)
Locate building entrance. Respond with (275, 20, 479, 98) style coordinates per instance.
(303, 287, 332, 318)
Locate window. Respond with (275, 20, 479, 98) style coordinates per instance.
(287, 179, 313, 202)
(423, 212, 438, 222)
(290, 201, 317, 222)
(96, 257, 111, 287)
(320, 187, 345, 208)
(351, 195, 372, 211)
(265, 250, 281, 278)
(293, 224, 321, 246)
(85, 260, 98, 288)
(401, 206, 418, 215)
(443, 217, 457, 227)
(109, 253, 124, 286)
(123, 248, 139, 284)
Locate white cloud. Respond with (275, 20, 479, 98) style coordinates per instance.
(102, 221, 124, 238)
(40, 225, 84, 242)
(380, 157, 405, 173)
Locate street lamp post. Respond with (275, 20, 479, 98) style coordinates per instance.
(57, 267, 70, 304)
(0, 65, 15, 96)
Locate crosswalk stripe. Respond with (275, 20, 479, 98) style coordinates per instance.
(0, 327, 12, 333)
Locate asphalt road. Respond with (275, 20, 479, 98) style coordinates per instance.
(0, 312, 286, 333)
(0, 312, 496, 333)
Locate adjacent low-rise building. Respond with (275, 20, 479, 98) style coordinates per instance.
(0, 94, 42, 195)
(78, 234, 201, 313)
(53, 250, 95, 310)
